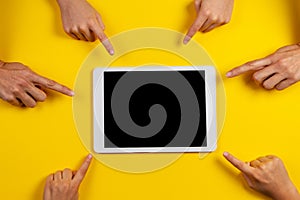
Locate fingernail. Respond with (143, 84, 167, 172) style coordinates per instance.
(226, 72, 232, 77)
(109, 50, 114, 55)
(223, 152, 229, 157)
(70, 91, 75, 96)
(183, 36, 191, 45)
(87, 154, 93, 159)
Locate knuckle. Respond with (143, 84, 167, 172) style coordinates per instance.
(257, 163, 267, 170)
(272, 156, 281, 162)
(5, 95, 15, 102)
(17, 79, 29, 87)
(203, 9, 211, 17)
(252, 73, 260, 82)
(210, 15, 218, 22)
(63, 168, 72, 173)
(11, 87, 22, 95)
(46, 79, 56, 87)
(98, 33, 106, 41)
(277, 59, 288, 68)
(286, 66, 295, 75)
(87, 19, 96, 27)
(70, 26, 78, 33)
(64, 26, 71, 33)
(78, 25, 87, 32)
(190, 26, 199, 34)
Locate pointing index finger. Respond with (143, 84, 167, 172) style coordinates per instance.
(91, 25, 114, 55)
(223, 152, 253, 175)
(73, 154, 93, 186)
(32, 74, 74, 97)
(226, 57, 272, 78)
(183, 14, 207, 44)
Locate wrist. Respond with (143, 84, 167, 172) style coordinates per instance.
(273, 184, 300, 200)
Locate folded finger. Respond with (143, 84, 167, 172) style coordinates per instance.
(62, 168, 73, 180)
(256, 156, 270, 163)
(46, 174, 54, 183)
(199, 18, 214, 32)
(203, 23, 218, 33)
(79, 27, 95, 42)
(26, 85, 47, 102)
(250, 160, 261, 167)
(275, 79, 296, 90)
(262, 73, 286, 90)
(54, 171, 63, 180)
(66, 32, 80, 40)
(5, 96, 22, 107)
(17, 92, 36, 108)
(72, 29, 87, 41)
(252, 65, 279, 86)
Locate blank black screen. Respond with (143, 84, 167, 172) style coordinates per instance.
(103, 70, 207, 148)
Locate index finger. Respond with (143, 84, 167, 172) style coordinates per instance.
(226, 57, 272, 78)
(183, 14, 207, 44)
(223, 152, 253, 175)
(32, 74, 74, 97)
(73, 154, 93, 186)
(91, 26, 114, 56)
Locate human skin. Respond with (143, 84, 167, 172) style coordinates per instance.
(43, 154, 93, 200)
(226, 43, 300, 90)
(184, 0, 234, 44)
(0, 61, 74, 107)
(223, 152, 300, 200)
(56, 0, 114, 55)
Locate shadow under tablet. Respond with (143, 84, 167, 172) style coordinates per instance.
(93, 66, 216, 153)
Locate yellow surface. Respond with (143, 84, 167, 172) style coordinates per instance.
(0, 0, 300, 199)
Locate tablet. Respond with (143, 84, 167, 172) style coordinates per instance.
(93, 66, 216, 153)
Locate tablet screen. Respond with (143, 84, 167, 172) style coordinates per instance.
(103, 70, 207, 148)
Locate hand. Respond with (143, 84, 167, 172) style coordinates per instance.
(43, 154, 93, 200)
(0, 61, 74, 108)
(57, 0, 114, 55)
(223, 152, 300, 200)
(183, 0, 234, 44)
(226, 43, 300, 90)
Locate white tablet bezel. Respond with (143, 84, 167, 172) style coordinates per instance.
(93, 66, 216, 153)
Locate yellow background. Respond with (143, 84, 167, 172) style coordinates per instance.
(0, 0, 300, 199)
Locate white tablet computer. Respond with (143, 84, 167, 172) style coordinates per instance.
(93, 66, 216, 153)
